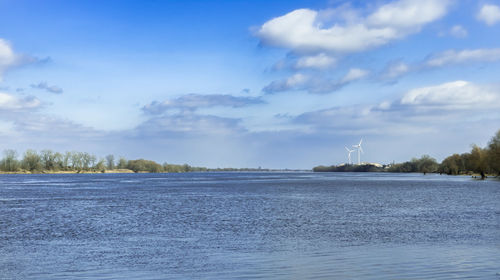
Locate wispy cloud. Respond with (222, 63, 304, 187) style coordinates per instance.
(0, 39, 48, 81)
(294, 53, 337, 69)
(139, 93, 262, 138)
(263, 68, 369, 94)
(449, 25, 468, 38)
(142, 93, 265, 115)
(425, 48, 500, 67)
(380, 61, 411, 80)
(0, 91, 41, 111)
(30, 81, 63, 94)
(263, 73, 309, 94)
(379, 48, 500, 80)
(136, 113, 244, 136)
(341, 68, 369, 83)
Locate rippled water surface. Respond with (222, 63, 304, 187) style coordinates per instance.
(1, 172, 499, 279)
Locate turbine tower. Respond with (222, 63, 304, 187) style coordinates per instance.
(345, 146, 355, 165)
(352, 139, 364, 165)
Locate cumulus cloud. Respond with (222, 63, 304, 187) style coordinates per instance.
(30, 81, 63, 94)
(449, 25, 468, 38)
(142, 93, 264, 115)
(257, 0, 450, 54)
(0, 92, 41, 110)
(477, 4, 500, 25)
(257, 0, 449, 92)
(400, 80, 498, 109)
(425, 48, 500, 67)
(293, 80, 500, 136)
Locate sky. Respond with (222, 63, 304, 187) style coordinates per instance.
(1, 0, 500, 169)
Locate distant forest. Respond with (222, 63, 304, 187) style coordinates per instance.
(314, 129, 500, 179)
(0, 150, 269, 174)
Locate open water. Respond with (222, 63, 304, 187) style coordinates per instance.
(0, 172, 499, 279)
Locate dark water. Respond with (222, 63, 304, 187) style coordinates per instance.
(0, 172, 499, 279)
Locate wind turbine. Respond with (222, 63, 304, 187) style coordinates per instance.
(345, 146, 355, 165)
(352, 139, 364, 165)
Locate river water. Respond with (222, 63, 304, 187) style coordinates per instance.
(0, 172, 499, 279)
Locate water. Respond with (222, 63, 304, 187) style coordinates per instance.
(0, 172, 499, 279)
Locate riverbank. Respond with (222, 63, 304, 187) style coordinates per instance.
(0, 168, 308, 175)
(0, 169, 135, 174)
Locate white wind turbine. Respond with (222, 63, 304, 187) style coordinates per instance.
(345, 146, 355, 165)
(352, 139, 364, 165)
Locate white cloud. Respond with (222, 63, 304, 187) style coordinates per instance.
(378, 101, 392, 110)
(367, 0, 449, 28)
(257, 8, 397, 53)
(257, 0, 450, 54)
(0, 39, 17, 81)
(137, 113, 243, 136)
(477, 4, 500, 25)
(425, 48, 500, 67)
(400, 80, 499, 109)
(381, 61, 410, 79)
(142, 93, 265, 115)
(263, 68, 368, 94)
(295, 53, 336, 69)
(450, 25, 468, 38)
(379, 48, 500, 81)
(0, 38, 45, 81)
(341, 68, 369, 83)
(293, 80, 500, 139)
(0, 92, 41, 110)
(263, 73, 309, 93)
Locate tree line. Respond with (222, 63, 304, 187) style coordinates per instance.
(390, 130, 500, 178)
(0, 150, 207, 173)
(314, 129, 500, 179)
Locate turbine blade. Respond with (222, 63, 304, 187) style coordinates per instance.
(360, 146, 364, 154)
(345, 146, 350, 152)
(359, 139, 363, 145)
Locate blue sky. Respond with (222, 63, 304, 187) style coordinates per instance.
(1, 0, 500, 169)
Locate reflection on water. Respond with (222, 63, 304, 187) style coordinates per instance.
(0, 172, 499, 279)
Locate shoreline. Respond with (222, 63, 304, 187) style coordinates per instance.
(0, 169, 310, 175)
(0, 169, 135, 175)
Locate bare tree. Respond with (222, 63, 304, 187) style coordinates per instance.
(106, 154, 115, 170)
(1, 149, 19, 172)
